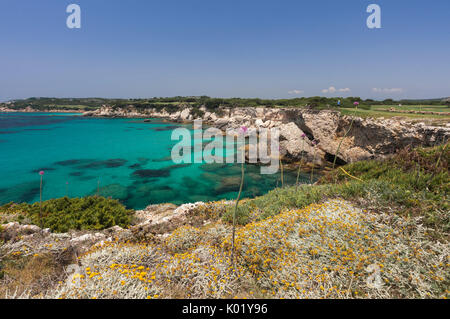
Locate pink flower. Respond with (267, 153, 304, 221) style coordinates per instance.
(239, 126, 248, 135)
(354, 102, 360, 106)
(39, 171, 45, 176)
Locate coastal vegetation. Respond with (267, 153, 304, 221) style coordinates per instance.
(224, 143, 449, 235)
(0, 144, 448, 299)
(0, 196, 132, 233)
(2, 96, 449, 120)
(340, 104, 450, 121)
(1, 98, 109, 111)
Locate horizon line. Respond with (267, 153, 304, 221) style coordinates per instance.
(2, 95, 449, 103)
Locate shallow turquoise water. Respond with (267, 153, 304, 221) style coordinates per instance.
(0, 112, 311, 209)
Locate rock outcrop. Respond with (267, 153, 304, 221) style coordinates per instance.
(84, 105, 450, 165)
(0, 222, 129, 262)
(130, 202, 214, 237)
(0, 106, 15, 112)
(0, 201, 229, 261)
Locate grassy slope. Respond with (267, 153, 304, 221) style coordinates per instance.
(42, 145, 448, 299)
(225, 144, 449, 236)
(1, 144, 449, 299)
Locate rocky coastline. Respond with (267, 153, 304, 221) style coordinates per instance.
(0, 106, 83, 113)
(83, 105, 450, 166)
(0, 201, 211, 260)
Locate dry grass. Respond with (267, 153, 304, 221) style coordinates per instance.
(0, 253, 65, 298)
(45, 240, 245, 299)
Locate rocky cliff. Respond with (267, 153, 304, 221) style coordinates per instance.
(83, 105, 450, 166)
(0, 106, 15, 112)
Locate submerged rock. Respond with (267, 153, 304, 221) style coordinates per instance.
(132, 169, 170, 178)
(78, 158, 128, 169)
(97, 183, 128, 200)
(214, 176, 243, 194)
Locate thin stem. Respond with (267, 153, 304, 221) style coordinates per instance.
(310, 149, 316, 184)
(231, 152, 245, 266)
(434, 142, 448, 171)
(332, 107, 358, 173)
(296, 139, 305, 190)
(339, 167, 364, 182)
(430, 141, 448, 182)
(279, 157, 284, 188)
(415, 163, 421, 184)
(39, 176, 43, 228)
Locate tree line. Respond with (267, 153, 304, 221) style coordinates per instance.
(2, 96, 449, 111)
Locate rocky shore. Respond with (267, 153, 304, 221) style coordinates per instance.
(84, 105, 450, 166)
(0, 201, 222, 262)
(0, 106, 83, 113)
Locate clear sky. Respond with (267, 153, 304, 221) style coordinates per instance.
(0, 0, 449, 101)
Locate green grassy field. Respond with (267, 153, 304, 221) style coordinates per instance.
(373, 104, 449, 113)
(44, 105, 94, 110)
(340, 104, 450, 121)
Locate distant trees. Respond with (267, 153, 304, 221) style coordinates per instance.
(4, 96, 448, 111)
(442, 98, 450, 107)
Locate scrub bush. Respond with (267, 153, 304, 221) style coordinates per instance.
(0, 197, 133, 233)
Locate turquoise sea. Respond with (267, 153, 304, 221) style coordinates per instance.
(0, 112, 311, 209)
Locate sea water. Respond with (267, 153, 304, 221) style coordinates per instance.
(0, 112, 312, 209)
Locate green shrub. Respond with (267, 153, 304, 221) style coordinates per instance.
(5, 196, 133, 233)
(190, 107, 205, 119)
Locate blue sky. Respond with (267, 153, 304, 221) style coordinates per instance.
(0, 0, 449, 101)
